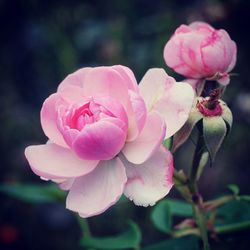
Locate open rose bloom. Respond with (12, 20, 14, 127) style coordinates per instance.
(25, 65, 194, 217)
(164, 22, 237, 85)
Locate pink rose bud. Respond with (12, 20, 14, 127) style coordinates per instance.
(164, 22, 237, 85)
(25, 66, 195, 218)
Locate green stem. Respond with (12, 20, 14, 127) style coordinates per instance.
(189, 132, 204, 192)
(77, 216, 92, 239)
(215, 221, 250, 234)
(193, 204, 210, 250)
(189, 131, 210, 250)
(172, 220, 250, 238)
(173, 169, 187, 184)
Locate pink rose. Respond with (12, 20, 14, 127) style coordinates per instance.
(164, 22, 237, 85)
(25, 65, 194, 217)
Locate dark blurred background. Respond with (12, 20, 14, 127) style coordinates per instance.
(1, 0, 250, 249)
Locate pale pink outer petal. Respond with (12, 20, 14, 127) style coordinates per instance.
(122, 111, 166, 164)
(24, 143, 99, 179)
(126, 90, 147, 141)
(82, 67, 130, 109)
(66, 157, 127, 218)
(40, 93, 68, 148)
(59, 178, 75, 191)
(111, 65, 139, 92)
(57, 67, 92, 91)
(139, 68, 175, 111)
(154, 82, 194, 139)
(58, 85, 85, 104)
(122, 146, 174, 206)
(73, 119, 127, 160)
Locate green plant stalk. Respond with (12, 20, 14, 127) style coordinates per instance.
(77, 216, 92, 239)
(189, 131, 210, 250)
(193, 204, 210, 250)
(173, 220, 250, 237)
(215, 220, 250, 234)
(189, 132, 204, 192)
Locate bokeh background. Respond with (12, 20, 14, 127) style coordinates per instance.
(1, 0, 250, 249)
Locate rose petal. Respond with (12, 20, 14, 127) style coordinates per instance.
(83, 67, 129, 108)
(66, 157, 127, 218)
(111, 65, 139, 92)
(57, 67, 93, 91)
(126, 90, 147, 142)
(139, 68, 175, 111)
(154, 82, 194, 138)
(164, 32, 205, 78)
(25, 143, 99, 179)
(122, 112, 165, 164)
(122, 146, 174, 206)
(73, 119, 127, 160)
(58, 85, 85, 104)
(40, 93, 68, 148)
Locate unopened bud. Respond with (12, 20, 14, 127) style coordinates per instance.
(172, 89, 232, 165)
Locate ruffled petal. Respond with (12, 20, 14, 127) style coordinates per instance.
(154, 82, 194, 138)
(25, 143, 98, 179)
(122, 112, 165, 164)
(73, 119, 127, 160)
(139, 68, 175, 111)
(57, 67, 92, 91)
(40, 93, 68, 148)
(66, 157, 127, 218)
(122, 146, 174, 206)
(111, 65, 139, 92)
(83, 67, 129, 109)
(126, 90, 147, 141)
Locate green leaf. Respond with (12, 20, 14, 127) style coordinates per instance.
(163, 138, 172, 150)
(167, 199, 193, 217)
(221, 101, 233, 133)
(216, 200, 250, 226)
(196, 151, 209, 180)
(142, 236, 199, 250)
(203, 116, 227, 164)
(151, 200, 172, 233)
(240, 195, 250, 202)
(151, 199, 193, 233)
(80, 221, 141, 250)
(0, 183, 66, 203)
(227, 184, 240, 196)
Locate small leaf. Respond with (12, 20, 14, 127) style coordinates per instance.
(240, 195, 250, 202)
(196, 151, 209, 180)
(142, 236, 200, 250)
(0, 183, 66, 203)
(216, 200, 250, 226)
(80, 221, 141, 250)
(227, 184, 240, 196)
(172, 106, 203, 152)
(167, 199, 193, 217)
(163, 137, 172, 150)
(221, 101, 233, 133)
(151, 200, 172, 233)
(203, 116, 227, 164)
